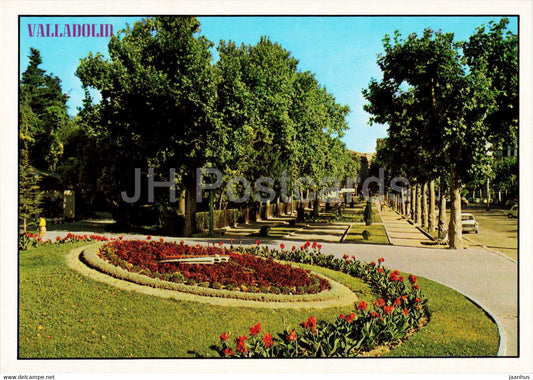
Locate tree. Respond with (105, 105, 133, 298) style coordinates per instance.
(21, 48, 71, 172)
(364, 22, 516, 249)
(215, 37, 350, 217)
(19, 144, 43, 232)
(76, 17, 219, 234)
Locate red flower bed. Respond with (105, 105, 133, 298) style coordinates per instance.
(98, 240, 330, 294)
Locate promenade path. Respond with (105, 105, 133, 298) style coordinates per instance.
(378, 205, 435, 247)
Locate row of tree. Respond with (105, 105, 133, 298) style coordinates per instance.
(364, 18, 518, 249)
(20, 17, 359, 235)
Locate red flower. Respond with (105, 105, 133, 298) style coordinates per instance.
(375, 298, 385, 307)
(394, 298, 402, 306)
(389, 272, 398, 281)
(378, 267, 384, 273)
(220, 332, 229, 341)
(263, 333, 274, 348)
(339, 313, 345, 319)
(403, 309, 409, 316)
(159, 238, 164, 242)
(230, 238, 234, 243)
(413, 284, 420, 290)
(399, 276, 404, 282)
(218, 241, 223, 246)
(287, 330, 297, 342)
(409, 274, 417, 284)
(280, 243, 285, 250)
(256, 240, 260, 245)
(343, 254, 349, 260)
(235, 335, 248, 353)
(345, 312, 355, 323)
(292, 246, 296, 251)
(383, 305, 394, 315)
(146, 235, 152, 240)
(378, 257, 384, 264)
(370, 311, 380, 318)
(249, 323, 261, 336)
(312, 242, 317, 249)
(301, 316, 317, 333)
(317, 244, 322, 250)
(357, 301, 367, 311)
(224, 347, 234, 356)
(55, 236, 61, 241)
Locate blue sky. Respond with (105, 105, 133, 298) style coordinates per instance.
(19, 16, 518, 153)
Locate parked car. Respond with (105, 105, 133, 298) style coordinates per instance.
(506, 205, 518, 218)
(461, 213, 479, 233)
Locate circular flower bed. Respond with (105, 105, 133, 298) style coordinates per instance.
(97, 240, 330, 295)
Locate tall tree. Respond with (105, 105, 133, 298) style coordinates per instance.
(364, 23, 516, 249)
(19, 143, 43, 232)
(76, 17, 219, 234)
(21, 48, 71, 172)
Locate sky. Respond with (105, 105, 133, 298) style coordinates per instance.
(19, 16, 518, 153)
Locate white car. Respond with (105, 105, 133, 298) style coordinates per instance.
(461, 213, 479, 234)
(506, 205, 518, 218)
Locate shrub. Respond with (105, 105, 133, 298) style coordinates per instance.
(19, 233, 38, 251)
(259, 226, 271, 237)
(171, 272, 185, 283)
(362, 230, 371, 240)
(363, 201, 373, 226)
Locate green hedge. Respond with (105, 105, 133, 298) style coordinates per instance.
(195, 209, 242, 232)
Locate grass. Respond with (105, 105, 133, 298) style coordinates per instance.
(19, 242, 499, 358)
(266, 223, 306, 238)
(383, 275, 500, 357)
(343, 223, 390, 245)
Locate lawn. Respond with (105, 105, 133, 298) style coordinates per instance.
(18, 242, 498, 358)
(266, 223, 306, 238)
(343, 223, 390, 245)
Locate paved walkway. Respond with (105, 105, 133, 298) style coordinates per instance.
(378, 205, 436, 247)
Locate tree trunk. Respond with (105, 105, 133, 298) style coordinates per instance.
(411, 186, 415, 220)
(181, 182, 196, 237)
(421, 182, 428, 228)
(429, 180, 436, 234)
(415, 183, 421, 225)
(448, 169, 463, 249)
(266, 200, 272, 219)
(438, 180, 446, 231)
(313, 187, 320, 216)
